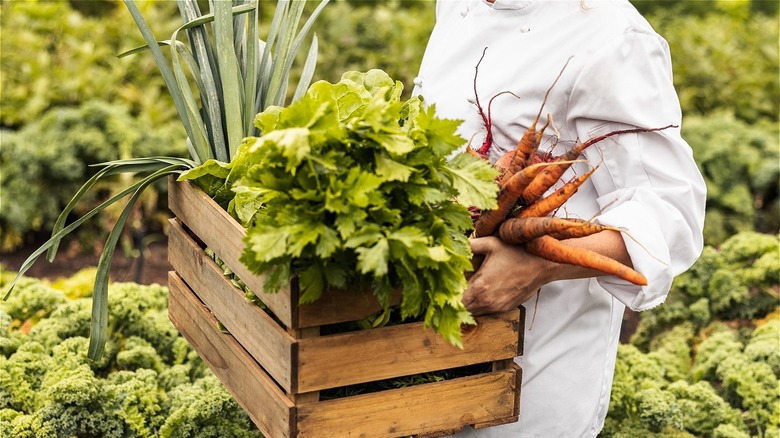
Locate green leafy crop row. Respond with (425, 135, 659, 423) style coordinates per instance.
(605, 315, 780, 437)
(645, 6, 779, 125)
(0, 0, 181, 129)
(0, 101, 186, 252)
(682, 113, 779, 246)
(631, 231, 779, 347)
(0, 268, 261, 438)
(1, 230, 775, 436)
(603, 231, 780, 437)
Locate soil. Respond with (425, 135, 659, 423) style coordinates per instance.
(621, 309, 640, 343)
(0, 239, 171, 286)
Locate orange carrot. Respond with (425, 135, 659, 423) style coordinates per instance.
(520, 124, 676, 205)
(500, 217, 580, 244)
(547, 222, 625, 241)
(499, 216, 625, 244)
(472, 162, 549, 237)
(508, 113, 550, 177)
(508, 58, 571, 174)
(498, 217, 574, 243)
(520, 165, 599, 217)
(520, 143, 592, 206)
(526, 235, 647, 286)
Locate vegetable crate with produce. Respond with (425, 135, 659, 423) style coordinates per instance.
(167, 69, 523, 437)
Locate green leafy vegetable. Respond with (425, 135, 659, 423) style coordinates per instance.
(180, 70, 499, 347)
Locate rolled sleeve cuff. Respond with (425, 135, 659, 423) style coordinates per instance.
(593, 198, 689, 312)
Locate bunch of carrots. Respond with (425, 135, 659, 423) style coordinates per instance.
(466, 50, 674, 287)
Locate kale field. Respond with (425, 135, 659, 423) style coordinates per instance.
(0, 1, 777, 436)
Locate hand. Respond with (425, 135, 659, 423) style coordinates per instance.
(463, 236, 553, 316)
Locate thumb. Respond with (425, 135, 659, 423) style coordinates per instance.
(469, 236, 500, 273)
(470, 236, 499, 255)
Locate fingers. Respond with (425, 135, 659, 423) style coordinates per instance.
(464, 237, 546, 315)
(462, 284, 522, 316)
(469, 236, 499, 255)
(468, 236, 499, 279)
(468, 254, 485, 276)
(461, 288, 477, 312)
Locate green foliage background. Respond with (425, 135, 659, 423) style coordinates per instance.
(0, 101, 186, 252)
(0, 0, 778, 436)
(0, 0, 180, 128)
(0, 0, 185, 253)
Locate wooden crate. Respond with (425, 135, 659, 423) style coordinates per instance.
(167, 177, 523, 437)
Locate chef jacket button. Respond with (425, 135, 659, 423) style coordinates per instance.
(413, 76, 423, 86)
(520, 24, 531, 33)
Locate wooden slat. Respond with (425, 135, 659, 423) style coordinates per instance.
(295, 366, 521, 438)
(170, 177, 400, 328)
(168, 218, 296, 391)
(296, 286, 399, 329)
(168, 272, 295, 438)
(473, 364, 522, 430)
(296, 310, 521, 392)
(168, 176, 295, 327)
(517, 305, 526, 357)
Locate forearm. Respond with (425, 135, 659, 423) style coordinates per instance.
(541, 230, 633, 283)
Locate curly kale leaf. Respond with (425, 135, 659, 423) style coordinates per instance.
(0, 272, 261, 437)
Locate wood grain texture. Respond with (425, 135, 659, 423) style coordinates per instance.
(296, 310, 521, 392)
(168, 218, 296, 391)
(168, 176, 295, 326)
(296, 365, 521, 438)
(168, 272, 295, 438)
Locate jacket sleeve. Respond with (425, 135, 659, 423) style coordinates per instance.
(566, 29, 707, 311)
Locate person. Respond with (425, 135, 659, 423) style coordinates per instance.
(411, 0, 707, 436)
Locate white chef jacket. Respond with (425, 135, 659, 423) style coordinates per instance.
(412, 0, 706, 436)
